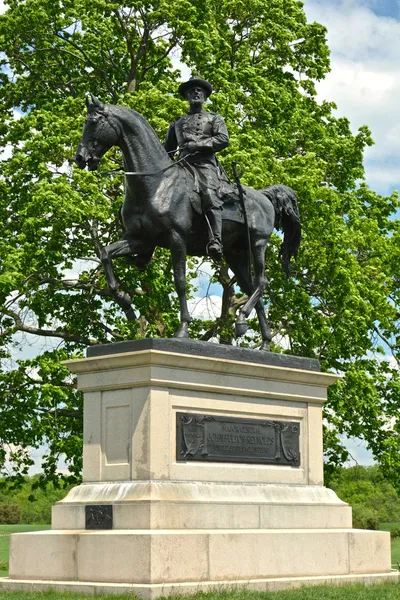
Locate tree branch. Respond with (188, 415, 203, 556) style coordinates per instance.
(143, 37, 178, 74)
(38, 408, 83, 419)
(1, 309, 97, 346)
(373, 325, 400, 367)
(38, 276, 109, 297)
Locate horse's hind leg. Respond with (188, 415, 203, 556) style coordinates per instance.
(228, 239, 270, 345)
(170, 234, 192, 338)
(100, 239, 137, 320)
(255, 298, 272, 351)
(238, 239, 268, 320)
(226, 249, 272, 350)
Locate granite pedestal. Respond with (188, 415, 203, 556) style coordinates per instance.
(2, 340, 397, 598)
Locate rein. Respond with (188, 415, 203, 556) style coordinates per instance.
(98, 152, 187, 177)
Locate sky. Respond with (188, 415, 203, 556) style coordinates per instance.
(303, 0, 400, 198)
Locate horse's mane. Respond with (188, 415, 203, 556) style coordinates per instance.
(107, 104, 168, 157)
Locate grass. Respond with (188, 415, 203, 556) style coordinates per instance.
(0, 524, 51, 578)
(381, 523, 400, 567)
(381, 523, 400, 531)
(0, 584, 398, 599)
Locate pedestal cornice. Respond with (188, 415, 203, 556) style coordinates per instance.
(63, 347, 340, 403)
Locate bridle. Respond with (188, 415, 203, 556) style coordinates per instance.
(87, 107, 188, 177)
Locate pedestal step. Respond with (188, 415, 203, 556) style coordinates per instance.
(52, 481, 352, 530)
(10, 528, 391, 585)
(0, 572, 398, 600)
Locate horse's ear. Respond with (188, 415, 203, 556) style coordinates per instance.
(92, 95, 105, 112)
(85, 92, 93, 110)
(85, 92, 105, 113)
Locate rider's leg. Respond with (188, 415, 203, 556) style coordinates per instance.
(196, 164, 224, 261)
(205, 204, 223, 261)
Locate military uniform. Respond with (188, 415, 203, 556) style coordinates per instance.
(164, 110, 229, 210)
(164, 77, 229, 260)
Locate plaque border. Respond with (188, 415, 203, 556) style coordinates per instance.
(176, 412, 300, 467)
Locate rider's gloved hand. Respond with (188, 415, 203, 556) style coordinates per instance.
(185, 141, 196, 152)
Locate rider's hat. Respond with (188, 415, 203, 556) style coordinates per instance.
(178, 76, 213, 98)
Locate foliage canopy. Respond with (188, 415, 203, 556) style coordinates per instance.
(0, 0, 400, 487)
(328, 465, 400, 529)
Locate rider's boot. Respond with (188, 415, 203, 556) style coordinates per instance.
(206, 206, 223, 261)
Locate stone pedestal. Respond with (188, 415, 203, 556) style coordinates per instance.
(2, 340, 397, 598)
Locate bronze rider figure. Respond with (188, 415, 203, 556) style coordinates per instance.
(164, 76, 229, 261)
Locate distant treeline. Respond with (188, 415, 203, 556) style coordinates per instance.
(328, 465, 400, 530)
(0, 467, 399, 527)
(0, 475, 73, 524)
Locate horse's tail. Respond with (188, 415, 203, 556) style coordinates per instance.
(260, 184, 301, 279)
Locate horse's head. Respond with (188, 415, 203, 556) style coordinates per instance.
(75, 93, 119, 171)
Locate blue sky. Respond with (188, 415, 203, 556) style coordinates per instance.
(316, 0, 400, 18)
(304, 0, 400, 198)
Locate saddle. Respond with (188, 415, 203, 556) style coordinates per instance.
(180, 162, 245, 225)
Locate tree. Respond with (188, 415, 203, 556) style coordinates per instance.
(327, 465, 400, 527)
(0, 0, 399, 488)
(0, 474, 73, 523)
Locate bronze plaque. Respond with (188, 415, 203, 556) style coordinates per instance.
(85, 505, 113, 530)
(176, 413, 300, 466)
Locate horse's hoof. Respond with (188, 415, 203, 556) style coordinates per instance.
(174, 323, 190, 339)
(235, 320, 248, 337)
(260, 341, 270, 352)
(124, 307, 137, 321)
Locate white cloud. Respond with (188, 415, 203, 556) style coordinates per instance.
(304, 0, 400, 192)
(188, 294, 222, 320)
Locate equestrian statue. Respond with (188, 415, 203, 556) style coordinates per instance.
(75, 77, 301, 350)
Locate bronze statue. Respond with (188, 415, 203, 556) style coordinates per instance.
(75, 91, 300, 350)
(164, 77, 228, 260)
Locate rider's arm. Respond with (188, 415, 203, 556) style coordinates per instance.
(164, 121, 178, 155)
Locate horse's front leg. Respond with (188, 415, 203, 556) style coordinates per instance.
(100, 239, 137, 320)
(170, 235, 192, 339)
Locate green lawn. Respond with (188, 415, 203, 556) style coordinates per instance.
(0, 524, 51, 577)
(0, 584, 398, 600)
(381, 523, 400, 567)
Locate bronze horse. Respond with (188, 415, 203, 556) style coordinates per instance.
(75, 94, 300, 350)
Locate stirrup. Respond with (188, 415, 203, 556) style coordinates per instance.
(206, 238, 223, 261)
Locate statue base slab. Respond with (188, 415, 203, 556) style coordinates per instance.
(8, 528, 392, 587)
(1, 572, 398, 599)
(2, 340, 395, 597)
